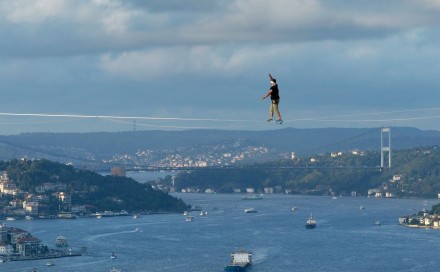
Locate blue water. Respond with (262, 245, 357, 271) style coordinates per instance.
(3, 194, 440, 272)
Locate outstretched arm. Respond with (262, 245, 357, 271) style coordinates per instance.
(269, 73, 274, 81)
(262, 89, 272, 100)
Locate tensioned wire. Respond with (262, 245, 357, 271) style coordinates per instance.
(0, 107, 439, 128)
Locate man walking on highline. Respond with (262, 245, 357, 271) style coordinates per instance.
(261, 73, 283, 124)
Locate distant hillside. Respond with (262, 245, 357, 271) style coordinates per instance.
(173, 146, 440, 198)
(0, 127, 439, 169)
(0, 159, 188, 214)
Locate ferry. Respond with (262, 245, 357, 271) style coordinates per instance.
(242, 194, 263, 200)
(55, 236, 68, 247)
(306, 214, 317, 229)
(224, 250, 252, 271)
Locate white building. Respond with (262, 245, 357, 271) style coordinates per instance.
(0, 242, 13, 255)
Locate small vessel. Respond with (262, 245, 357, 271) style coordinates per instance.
(183, 211, 189, 216)
(25, 215, 33, 220)
(242, 194, 263, 200)
(110, 267, 121, 272)
(244, 208, 257, 213)
(111, 252, 116, 259)
(360, 206, 365, 210)
(132, 214, 140, 219)
(224, 250, 252, 271)
(374, 221, 381, 226)
(186, 216, 194, 222)
(5, 217, 15, 221)
(306, 214, 317, 229)
(46, 260, 55, 266)
(291, 207, 299, 212)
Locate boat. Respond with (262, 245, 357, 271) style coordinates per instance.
(110, 252, 116, 259)
(306, 214, 317, 229)
(360, 206, 365, 210)
(46, 260, 55, 266)
(110, 267, 121, 272)
(25, 215, 33, 220)
(242, 194, 263, 200)
(132, 214, 140, 219)
(244, 208, 257, 213)
(55, 236, 68, 247)
(291, 207, 299, 212)
(5, 217, 15, 221)
(224, 250, 252, 271)
(186, 216, 194, 222)
(200, 211, 208, 216)
(183, 211, 189, 216)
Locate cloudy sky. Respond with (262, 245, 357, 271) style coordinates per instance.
(1, 0, 440, 134)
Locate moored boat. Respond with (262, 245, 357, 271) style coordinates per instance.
(224, 250, 252, 272)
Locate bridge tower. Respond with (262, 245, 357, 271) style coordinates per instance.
(381, 127, 391, 168)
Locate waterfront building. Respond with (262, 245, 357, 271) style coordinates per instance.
(23, 201, 39, 215)
(0, 242, 13, 255)
(16, 237, 43, 256)
(246, 188, 255, 194)
(264, 187, 274, 194)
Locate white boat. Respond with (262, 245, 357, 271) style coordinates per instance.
(306, 214, 317, 229)
(110, 267, 121, 272)
(25, 215, 33, 220)
(291, 207, 299, 212)
(132, 214, 140, 219)
(244, 208, 257, 213)
(186, 216, 194, 222)
(46, 260, 55, 266)
(224, 250, 252, 271)
(242, 194, 263, 200)
(55, 236, 68, 247)
(183, 211, 189, 216)
(200, 211, 208, 216)
(110, 252, 116, 259)
(5, 217, 15, 221)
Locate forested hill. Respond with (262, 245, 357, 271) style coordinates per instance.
(1, 127, 440, 160)
(173, 146, 440, 198)
(0, 159, 188, 213)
